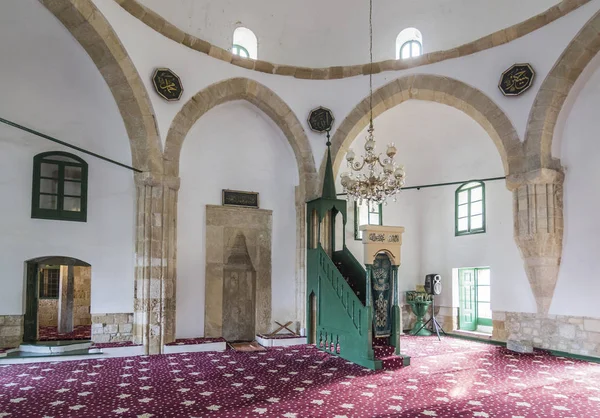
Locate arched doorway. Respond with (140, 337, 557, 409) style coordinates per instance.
(24, 256, 91, 343)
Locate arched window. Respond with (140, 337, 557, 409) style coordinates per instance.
(32, 151, 88, 222)
(455, 181, 485, 236)
(232, 27, 258, 59)
(354, 201, 382, 240)
(396, 28, 423, 59)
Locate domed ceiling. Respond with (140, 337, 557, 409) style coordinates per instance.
(139, 0, 560, 67)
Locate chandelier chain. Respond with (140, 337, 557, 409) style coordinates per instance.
(339, 0, 406, 205)
(369, 0, 373, 129)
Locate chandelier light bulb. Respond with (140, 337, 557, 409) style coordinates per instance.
(386, 143, 397, 158)
(346, 149, 356, 162)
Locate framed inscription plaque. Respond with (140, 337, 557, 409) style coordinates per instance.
(222, 189, 259, 208)
(152, 68, 183, 101)
(499, 63, 535, 96)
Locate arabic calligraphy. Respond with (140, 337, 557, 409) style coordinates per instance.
(499, 64, 535, 96)
(308, 107, 334, 133)
(223, 190, 259, 208)
(368, 233, 385, 242)
(388, 234, 400, 243)
(152, 68, 183, 101)
(157, 76, 178, 94)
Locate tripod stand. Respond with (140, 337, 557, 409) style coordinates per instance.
(413, 295, 446, 341)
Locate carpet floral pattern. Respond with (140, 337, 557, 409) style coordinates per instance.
(1, 336, 599, 417)
(38, 326, 91, 341)
(166, 337, 226, 346)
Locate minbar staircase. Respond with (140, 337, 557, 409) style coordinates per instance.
(307, 245, 407, 370)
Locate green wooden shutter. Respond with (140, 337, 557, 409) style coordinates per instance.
(23, 263, 40, 342)
(459, 268, 477, 331)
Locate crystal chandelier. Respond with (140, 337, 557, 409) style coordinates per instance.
(340, 0, 406, 205)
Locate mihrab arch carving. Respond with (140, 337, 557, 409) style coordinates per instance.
(326, 74, 524, 185)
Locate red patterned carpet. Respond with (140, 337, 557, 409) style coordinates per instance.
(166, 337, 226, 346)
(38, 325, 91, 341)
(1, 336, 599, 417)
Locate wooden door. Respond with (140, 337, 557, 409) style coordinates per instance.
(459, 268, 477, 331)
(223, 269, 256, 341)
(23, 262, 39, 342)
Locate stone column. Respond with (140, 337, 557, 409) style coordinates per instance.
(508, 169, 564, 315)
(295, 186, 307, 334)
(134, 172, 180, 355)
(58, 265, 74, 333)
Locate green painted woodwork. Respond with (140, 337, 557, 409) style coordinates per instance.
(332, 248, 366, 304)
(321, 145, 337, 200)
(459, 267, 492, 330)
(232, 44, 250, 58)
(371, 253, 393, 337)
(407, 300, 432, 336)
(31, 151, 88, 222)
(307, 246, 380, 370)
(455, 181, 486, 236)
(390, 303, 402, 355)
(23, 262, 39, 343)
(459, 268, 477, 331)
(399, 40, 422, 59)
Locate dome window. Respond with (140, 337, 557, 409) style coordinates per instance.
(232, 27, 258, 59)
(396, 28, 423, 59)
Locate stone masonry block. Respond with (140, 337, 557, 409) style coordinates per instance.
(584, 319, 600, 333)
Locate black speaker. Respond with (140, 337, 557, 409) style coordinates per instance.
(424, 274, 442, 295)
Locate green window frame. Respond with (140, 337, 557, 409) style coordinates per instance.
(39, 266, 60, 299)
(399, 40, 422, 59)
(232, 44, 250, 58)
(31, 151, 88, 222)
(455, 181, 485, 236)
(354, 201, 383, 240)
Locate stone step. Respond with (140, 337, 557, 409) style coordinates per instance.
(19, 340, 92, 354)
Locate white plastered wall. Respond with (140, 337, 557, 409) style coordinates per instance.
(551, 62, 600, 318)
(0, 0, 136, 315)
(138, 0, 559, 67)
(91, 0, 600, 325)
(94, 0, 600, 169)
(1, 0, 597, 328)
(338, 101, 532, 315)
(176, 101, 299, 338)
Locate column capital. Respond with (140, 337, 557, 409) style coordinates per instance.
(134, 171, 181, 191)
(506, 168, 564, 191)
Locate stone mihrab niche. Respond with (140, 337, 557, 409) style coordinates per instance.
(204, 205, 272, 341)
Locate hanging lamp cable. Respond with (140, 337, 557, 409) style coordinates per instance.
(369, 0, 374, 131)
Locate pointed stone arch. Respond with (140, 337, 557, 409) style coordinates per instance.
(164, 77, 318, 333)
(40, 0, 162, 173)
(326, 74, 523, 183)
(164, 77, 317, 196)
(524, 10, 600, 171)
(40, 0, 167, 354)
